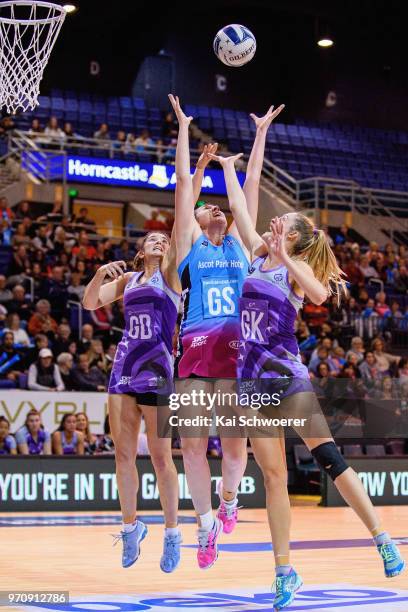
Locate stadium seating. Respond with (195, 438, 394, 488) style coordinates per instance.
(10, 91, 408, 193)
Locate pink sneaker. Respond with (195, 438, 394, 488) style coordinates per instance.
(216, 480, 239, 534)
(197, 518, 223, 569)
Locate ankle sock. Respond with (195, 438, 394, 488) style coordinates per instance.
(276, 564, 292, 576)
(199, 510, 214, 532)
(374, 532, 391, 546)
(165, 526, 180, 537)
(122, 520, 137, 533)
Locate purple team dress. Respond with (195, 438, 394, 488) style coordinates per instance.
(108, 269, 180, 396)
(238, 256, 313, 396)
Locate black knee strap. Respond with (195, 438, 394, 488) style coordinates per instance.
(311, 441, 348, 481)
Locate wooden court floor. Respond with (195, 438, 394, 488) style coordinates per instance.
(1, 504, 407, 611)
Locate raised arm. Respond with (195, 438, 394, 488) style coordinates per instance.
(82, 262, 130, 310)
(168, 94, 201, 265)
(243, 104, 285, 225)
(210, 153, 265, 257)
(162, 227, 181, 294)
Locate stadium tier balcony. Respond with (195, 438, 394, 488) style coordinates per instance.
(7, 90, 408, 193)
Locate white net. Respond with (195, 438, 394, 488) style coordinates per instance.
(0, 1, 66, 114)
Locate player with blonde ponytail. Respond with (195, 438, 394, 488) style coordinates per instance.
(210, 152, 405, 611)
(282, 213, 347, 303)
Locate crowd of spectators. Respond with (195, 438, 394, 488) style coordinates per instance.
(0, 198, 407, 422)
(0, 113, 191, 164)
(0, 408, 222, 458)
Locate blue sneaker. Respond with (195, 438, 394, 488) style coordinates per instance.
(112, 521, 148, 568)
(272, 568, 303, 610)
(377, 540, 406, 578)
(160, 531, 182, 573)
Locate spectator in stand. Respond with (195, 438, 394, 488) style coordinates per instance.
(40, 266, 68, 320)
(51, 226, 68, 258)
(295, 319, 310, 344)
(4, 313, 30, 346)
(0, 416, 17, 455)
(98, 414, 114, 454)
(375, 291, 390, 317)
(53, 323, 72, 355)
(9, 245, 30, 276)
(99, 237, 114, 261)
(94, 122, 110, 141)
(0, 331, 24, 388)
(75, 412, 98, 455)
(113, 239, 135, 262)
(346, 336, 365, 364)
(77, 323, 94, 354)
(162, 138, 177, 163)
(162, 111, 177, 138)
(37, 202, 64, 226)
(87, 338, 109, 373)
(56, 352, 75, 390)
(105, 342, 117, 373)
(94, 241, 111, 266)
(89, 305, 113, 337)
(344, 258, 364, 296)
(32, 225, 53, 252)
(67, 272, 86, 303)
(21, 216, 36, 240)
(113, 130, 127, 153)
(371, 337, 401, 375)
(15, 201, 33, 220)
(0, 116, 15, 139)
(398, 358, 408, 384)
(334, 224, 353, 245)
(72, 230, 97, 260)
(0, 275, 12, 304)
(358, 255, 379, 281)
(331, 346, 347, 373)
(44, 116, 65, 140)
(73, 207, 96, 233)
(71, 353, 107, 392)
(6, 284, 32, 321)
(28, 299, 58, 337)
(15, 409, 51, 455)
(143, 209, 167, 231)
(134, 128, 154, 159)
(0, 197, 14, 223)
(63, 122, 81, 141)
(384, 301, 404, 331)
(52, 413, 84, 455)
(28, 118, 43, 138)
(394, 265, 408, 293)
(303, 300, 329, 334)
(309, 346, 336, 375)
(24, 332, 49, 366)
(374, 375, 399, 401)
(12, 223, 31, 248)
(28, 348, 64, 391)
(359, 351, 380, 389)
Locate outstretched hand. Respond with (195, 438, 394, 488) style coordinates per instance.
(196, 142, 218, 169)
(208, 152, 243, 167)
(264, 216, 289, 263)
(168, 94, 192, 126)
(250, 104, 285, 132)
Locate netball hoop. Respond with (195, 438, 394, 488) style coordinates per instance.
(0, 1, 66, 114)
